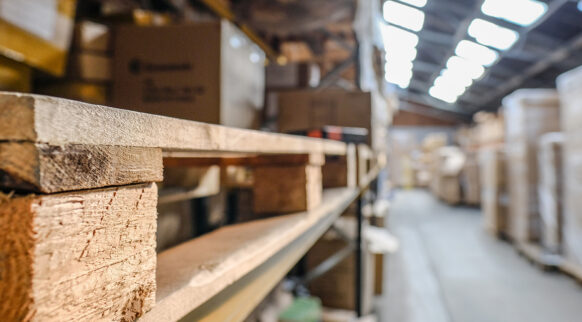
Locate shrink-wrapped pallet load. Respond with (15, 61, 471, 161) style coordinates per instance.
(557, 66, 582, 268)
(537, 133, 564, 254)
(502, 90, 560, 243)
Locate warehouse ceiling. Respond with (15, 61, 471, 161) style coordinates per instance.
(383, 0, 582, 114)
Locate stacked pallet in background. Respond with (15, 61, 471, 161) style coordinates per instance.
(537, 133, 564, 254)
(502, 90, 560, 244)
(557, 66, 582, 274)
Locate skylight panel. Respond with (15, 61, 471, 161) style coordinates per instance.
(398, 0, 428, 8)
(381, 24, 420, 48)
(481, 0, 547, 27)
(455, 40, 499, 66)
(446, 55, 485, 79)
(383, 1, 426, 32)
(385, 59, 413, 89)
(429, 85, 459, 103)
(386, 46, 417, 62)
(468, 19, 519, 50)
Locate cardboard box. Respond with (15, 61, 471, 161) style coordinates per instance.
(502, 89, 560, 243)
(278, 90, 372, 140)
(461, 151, 480, 205)
(0, 0, 76, 75)
(479, 146, 509, 237)
(68, 52, 111, 81)
(112, 20, 265, 128)
(265, 62, 320, 89)
(306, 218, 374, 315)
(72, 20, 111, 52)
(556, 66, 582, 266)
(431, 146, 465, 205)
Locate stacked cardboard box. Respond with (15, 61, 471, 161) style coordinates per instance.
(461, 151, 480, 205)
(479, 147, 509, 237)
(502, 89, 560, 243)
(537, 132, 564, 253)
(112, 20, 265, 129)
(36, 21, 112, 105)
(556, 66, 582, 267)
(431, 146, 465, 205)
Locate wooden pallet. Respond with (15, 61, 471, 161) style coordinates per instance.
(0, 93, 380, 321)
(515, 242, 561, 271)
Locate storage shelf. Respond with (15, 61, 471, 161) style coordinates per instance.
(142, 165, 381, 321)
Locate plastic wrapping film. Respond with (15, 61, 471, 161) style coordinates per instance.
(479, 146, 508, 235)
(502, 89, 561, 243)
(537, 132, 564, 253)
(557, 65, 582, 266)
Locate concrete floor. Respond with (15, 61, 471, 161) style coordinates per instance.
(376, 189, 582, 322)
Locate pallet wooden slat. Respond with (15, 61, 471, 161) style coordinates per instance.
(0, 142, 163, 193)
(0, 93, 346, 156)
(0, 183, 158, 321)
(141, 188, 359, 322)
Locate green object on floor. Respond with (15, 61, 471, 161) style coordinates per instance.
(278, 297, 322, 322)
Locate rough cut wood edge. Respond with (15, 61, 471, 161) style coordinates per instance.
(163, 153, 325, 167)
(0, 183, 157, 321)
(141, 188, 358, 322)
(0, 142, 163, 193)
(0, 92, 346, 156)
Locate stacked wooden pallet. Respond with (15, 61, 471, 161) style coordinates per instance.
(0, 93, 381, 321)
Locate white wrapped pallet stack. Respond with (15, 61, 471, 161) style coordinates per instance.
(537, 133, 564, 254)
(557, 66, 582, 272)
(502, 90, 560, 244)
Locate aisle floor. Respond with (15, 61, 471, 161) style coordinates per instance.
(376, 189, 582, 322)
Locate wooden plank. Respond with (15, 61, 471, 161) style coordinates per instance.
(0, 183, 158, 321)
(0, 142, 162, 193)
(253, 165, 322, 214)
(322, 144, 356, 188)
(0, 93, 346, 156)
(141, 188, 359, 322)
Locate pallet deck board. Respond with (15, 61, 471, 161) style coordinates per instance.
(142, 188, 359, 322)
(0, 142, 163, 193)
(0, 93, 346, 156)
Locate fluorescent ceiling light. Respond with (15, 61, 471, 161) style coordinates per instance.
(386, 46, 417, 62)
(481, 0, 547, 26)
(446, 55, 485, 79)
(383, 1, 425, 32)
(398, 0, 428, 8)
(468, 19, 519, 50)
(455, 40, 499, 66)
(381, 24, 420, 49)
